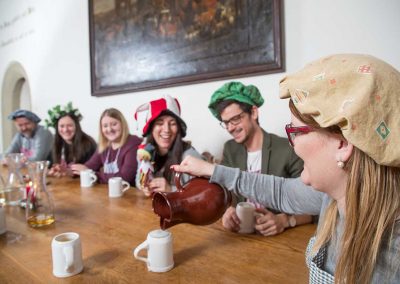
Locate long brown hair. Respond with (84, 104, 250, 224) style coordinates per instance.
(290, 100, 400, 283)
(53, 114, 96, 164)
(98, 108, 130, 153)
(146, 116, 191, 183)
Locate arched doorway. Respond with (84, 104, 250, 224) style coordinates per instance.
(1, 62, 31, 152)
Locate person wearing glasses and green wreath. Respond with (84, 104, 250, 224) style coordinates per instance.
(208, 81, 312, 236)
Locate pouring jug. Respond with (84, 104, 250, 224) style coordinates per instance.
(152, 172, 232, 230)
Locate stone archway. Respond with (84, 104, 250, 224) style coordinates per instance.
(1, 62, 31, 151)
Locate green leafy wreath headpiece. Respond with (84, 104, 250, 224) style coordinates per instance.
(45, 102, 82, 128)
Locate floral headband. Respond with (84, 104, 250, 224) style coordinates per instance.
(45, 102, 82, 128)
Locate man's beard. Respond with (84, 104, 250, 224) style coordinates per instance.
(22, 130, 33, 138)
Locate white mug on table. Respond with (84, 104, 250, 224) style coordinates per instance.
(108, 177, 130, 198)
(236, 202, 256, 234)
(133, 229, 174, 272)
(80, 169, 97, 188)
(51, 232, 83, 278)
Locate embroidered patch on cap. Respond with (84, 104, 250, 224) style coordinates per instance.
(293, 89, 309, 104)
(376, 121, 390, 140)
(313, 73, 325, 81)
(339, 99, 354, 113)
(358, 65, 372, 74)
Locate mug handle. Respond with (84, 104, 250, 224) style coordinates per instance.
(173, 172, 184, 191)
(90, 173, 98, 185)
(63, 246, 75, 272)
(133, 240, 149, 263)
(121, 181, 130, 193)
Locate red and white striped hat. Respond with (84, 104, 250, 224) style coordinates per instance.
(134, 95, 187, 137)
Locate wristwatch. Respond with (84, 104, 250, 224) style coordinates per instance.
(288, 215, 297, 228)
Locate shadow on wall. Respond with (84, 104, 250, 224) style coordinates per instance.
(1, 61, 31, 152)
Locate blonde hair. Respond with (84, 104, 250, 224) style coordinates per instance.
(98, 108, 130, 153)
(290, 100, 400, 283)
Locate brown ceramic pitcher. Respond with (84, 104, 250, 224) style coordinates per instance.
(152, 172, 232, 230)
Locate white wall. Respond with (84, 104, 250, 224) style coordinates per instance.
(1, 0, 400, 158)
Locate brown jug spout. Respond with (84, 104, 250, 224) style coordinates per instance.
(152, 192, 185, 230)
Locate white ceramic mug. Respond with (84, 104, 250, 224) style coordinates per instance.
(236, 202, 256, 234)
(133, 229, 174, 272)
(80, 170, 97, 188)
(108, 177, 130, 198)
(51, 232, 83, 278)
(0, 206, 6, 235)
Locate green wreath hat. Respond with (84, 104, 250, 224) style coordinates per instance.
(45, 102, 82, 128)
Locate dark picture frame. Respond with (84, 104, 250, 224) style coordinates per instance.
(89, 0, 284, 96)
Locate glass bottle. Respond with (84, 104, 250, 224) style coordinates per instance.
(0, 174, 5, 206)
(0, 153, 5, 205)
(4, 153, 26, 206)
(26, 161, 55, 227)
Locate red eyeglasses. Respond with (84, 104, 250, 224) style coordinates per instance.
(285, 124, 314, 147)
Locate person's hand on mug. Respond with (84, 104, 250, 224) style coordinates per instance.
(255, 208, 286, 236)
(171, 156, 215, 177)
(222, 206, 240, 232)
(70, 164, 88, 175)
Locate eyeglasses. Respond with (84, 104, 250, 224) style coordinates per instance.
(285, 124, 314, 147)
(220, 111, 246, 129)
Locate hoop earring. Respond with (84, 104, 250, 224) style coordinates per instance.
(337, 159, 345, 169)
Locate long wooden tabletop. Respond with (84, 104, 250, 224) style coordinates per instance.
(0, 175, 316, 283)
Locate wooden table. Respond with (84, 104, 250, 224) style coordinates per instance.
(0, 176, 316, 283)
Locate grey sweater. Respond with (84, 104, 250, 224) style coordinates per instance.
(6, 125, 53, 161)
(210, 165, 400, 283)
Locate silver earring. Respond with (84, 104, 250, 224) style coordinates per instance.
(337, 160, 344, 168)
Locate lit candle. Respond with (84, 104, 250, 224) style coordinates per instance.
(25, 181, 32, 199)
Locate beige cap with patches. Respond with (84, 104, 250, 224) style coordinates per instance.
(280, 54, 400, 167)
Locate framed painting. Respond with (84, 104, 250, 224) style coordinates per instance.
(89, 0, 284, 96)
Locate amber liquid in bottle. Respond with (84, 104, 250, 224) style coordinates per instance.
(27, 214, 55, 227)
(26, 161, 55, 228)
